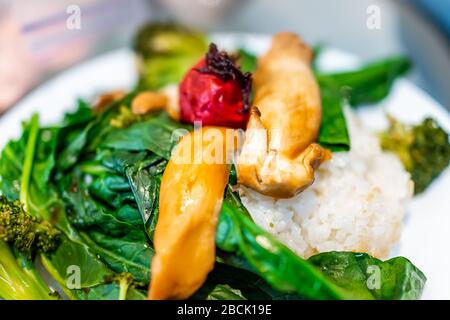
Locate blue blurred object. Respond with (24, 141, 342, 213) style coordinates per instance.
(411, 0, 450, 39)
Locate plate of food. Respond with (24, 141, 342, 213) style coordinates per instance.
(0, 24, 449, 300)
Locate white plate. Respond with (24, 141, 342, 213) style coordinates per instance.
(1, 33, 449, 300)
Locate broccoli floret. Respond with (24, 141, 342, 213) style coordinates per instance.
(0, 196, 60, 299)
(134, 23, 208, 90)
(380, 117, 450, 194)
(0, 196, 60, 258)
(104, 272, 141, 300)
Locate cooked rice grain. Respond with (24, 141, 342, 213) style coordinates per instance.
(239, 108, 413, 259)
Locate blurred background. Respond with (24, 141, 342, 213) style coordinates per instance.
(0, 0, 449, 114)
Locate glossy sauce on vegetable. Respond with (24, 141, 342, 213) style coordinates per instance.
(149, 127, 239, 299)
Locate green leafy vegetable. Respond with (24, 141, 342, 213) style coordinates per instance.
(0, 118, 62, 300)
(216, 187, 426, 300)
(102, 112, 191, 160)
(41, 235, 114, 300)
(380, 117, 450, 194)
(316, 56, 411, 152)
(309, 251, 426, 300)
(60, 169, 153, 283)
(0, 196, 60, 259)
(20, 114, 39, 207)
(0, 115, 113, 300)
(317, 56, 411, 107)
(0, 240, 58, 300)
(0, 102, 154, 300)
(193, 281, 246, 300)
(0, 197, 61, 300)
(216, 188, 351, 300)
(103, 272, 142, 300)
(317, 79, 350, 152)
(51, 106, 188, 288)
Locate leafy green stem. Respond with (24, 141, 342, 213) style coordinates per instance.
(0, 240, 56, 300)
(20, 114, 39, 209)
(118, 273, 133, 300)
(79, 161, 114, 176)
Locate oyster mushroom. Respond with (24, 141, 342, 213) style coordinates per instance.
(237, 32, 330, 198)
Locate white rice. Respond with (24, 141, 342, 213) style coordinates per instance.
(239, 108, 413, 259)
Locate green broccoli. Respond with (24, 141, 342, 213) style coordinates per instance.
(104, 272, 144, 300)
(0, 196, 60, 259)
(380, 117, 450, 194)
(134, 23, 208, 90)
(0, 196, 61, 299)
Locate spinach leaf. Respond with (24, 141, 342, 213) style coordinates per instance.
(317, 56, 411, 107)
(317, 79, 350, 152)
(315, 56, 410, 151)
(96, 149, 165, 238)
(216, 188, 351, 300)
(0, 114, 119, 300)
(99, 149, 148, 174)
(41, 235, 114, 299)
(63, 99, 95, 126)
(79, 231, 152, 283)
(99, 149, 165, 223)
(57, 122, 95, 171)
(60, 169, 153, 283)
(56, 97, 131, 172)
(0, 99, 163, 298)
(102, 111, 191, 160)
(126, 168, 161, 226)
(308, 251, 426, 300)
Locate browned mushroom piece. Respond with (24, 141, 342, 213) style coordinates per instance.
(94, 90, 126, 112)
(237, 32, 330, 198)
(131, 85, 180, 120)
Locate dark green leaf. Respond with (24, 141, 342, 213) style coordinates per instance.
(63, 99, 95, 126)
(216, 188, 350, 300)
(317, 79, 350, 152)
(317, 56, 411, 107)
(60, 164, 153, 283)
(79, 232, 152, 283)
(308, 252, 426, 300)
(102, 112, 191, 160)
(41, 235, 113, 292)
